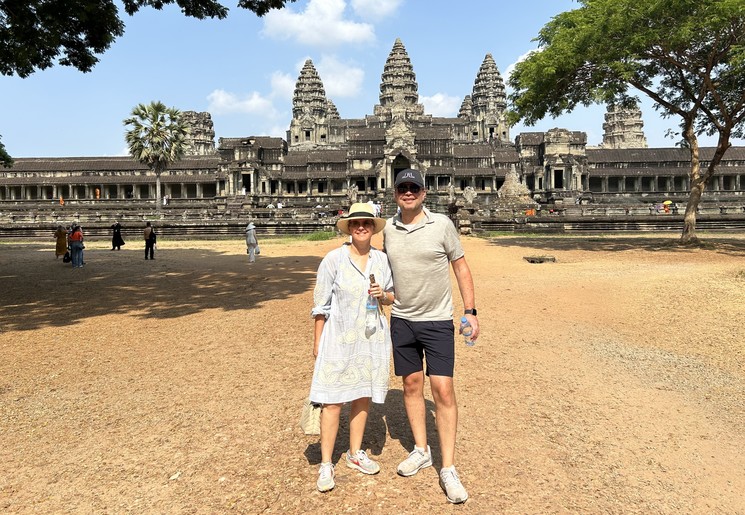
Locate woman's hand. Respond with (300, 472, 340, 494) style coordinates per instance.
(369, 282, 384, 300)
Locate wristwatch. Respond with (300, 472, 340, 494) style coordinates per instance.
(464, 308, 478, 316)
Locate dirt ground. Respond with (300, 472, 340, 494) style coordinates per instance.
(1, 232, 744, 514)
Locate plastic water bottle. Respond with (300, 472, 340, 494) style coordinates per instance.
(365, 292, 378, 334)
(460, 317, 475, 346)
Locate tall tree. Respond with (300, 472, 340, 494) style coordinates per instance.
(0, 0, 294, 78)
(508, 0, 745, 244)
(124, 101, 188, 212)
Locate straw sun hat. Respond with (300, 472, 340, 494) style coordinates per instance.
(336, 202, 386, 235)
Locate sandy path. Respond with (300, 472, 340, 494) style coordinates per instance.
(1, 233, 744, 513)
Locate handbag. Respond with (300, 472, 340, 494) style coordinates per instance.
(299, 397, 322, 435)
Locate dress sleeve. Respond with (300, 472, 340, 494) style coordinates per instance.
(311, 250, 337, 318)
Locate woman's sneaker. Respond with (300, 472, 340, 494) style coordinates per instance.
(317, 462, 335, 492)
(345, 449, 380, 475)
(439, 466, 468, 504)
(396, 445, 432, 477)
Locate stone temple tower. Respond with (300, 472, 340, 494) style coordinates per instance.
(469, 53, 509, 144)
(182, 111, 216, 155)
(373, 38, 425, 119)
(602, 104, 648, 148)
(288, 59, 339, 148)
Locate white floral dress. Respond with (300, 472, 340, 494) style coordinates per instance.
(309, 244, 393, 405)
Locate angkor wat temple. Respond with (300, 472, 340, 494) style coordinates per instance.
(3, 39, 744, 236)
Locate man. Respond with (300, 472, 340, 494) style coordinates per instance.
(383, 168, 479, 504)
(144, 221, 156, 260)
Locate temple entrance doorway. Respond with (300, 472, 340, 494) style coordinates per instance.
(392, 154, 411, 185)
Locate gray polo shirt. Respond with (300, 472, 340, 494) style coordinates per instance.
(383, 207, 464, 321)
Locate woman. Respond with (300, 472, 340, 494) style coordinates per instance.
(111, 221, 125, 251)
(53, 225, 68, 259)
(68, 224, 84, 268)
(309, 202, 395, 493)
(245, 222, 258, 263)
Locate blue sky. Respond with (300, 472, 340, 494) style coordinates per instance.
(2, 0, 741, 158)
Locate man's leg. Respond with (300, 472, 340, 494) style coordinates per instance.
(430, 375, 458, 468)
(402, 371, 428, 449)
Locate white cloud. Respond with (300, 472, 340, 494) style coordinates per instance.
(420, 93, 461, 117)
(206, 89, 278, 118)
(315, 56, 365, 98)
(350, 0, 403, 20)
(262, 0, 375, 48)
(270, 71, 297, 101)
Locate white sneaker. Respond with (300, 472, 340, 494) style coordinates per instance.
(345, 449, 380, 475)
(396, 445, 432, 477)
(439, 466, 468, 504)
(317, 462, 335, 492)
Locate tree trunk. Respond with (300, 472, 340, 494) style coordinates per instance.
(679, 124, 701, 244)
(680, 131, 731, 245)
(681, 181, 703, 244)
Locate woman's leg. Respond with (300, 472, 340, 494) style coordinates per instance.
(348, 397, 370, 453)
(320, 403, 342, 463)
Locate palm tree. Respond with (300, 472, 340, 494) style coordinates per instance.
(124, 101, 188, 211)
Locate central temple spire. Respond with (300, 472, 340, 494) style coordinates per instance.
(374, 38, 424, 118)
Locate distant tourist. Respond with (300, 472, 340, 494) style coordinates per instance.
(245, 222, 259, 263)
(111, 221, 125, 251)
(68, 224, 85, 268)
(144, 222, 156, 260)
(53, 225, 68, 259)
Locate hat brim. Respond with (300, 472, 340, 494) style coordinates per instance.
(336, 215, 386, 235)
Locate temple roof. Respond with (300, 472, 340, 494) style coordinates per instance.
(587, 147, 745, 162)
(471, 53, 506, 116)
(374, 39, 424, 117)
(9, 156, 220, 172)
(292, 59, 330, 119)
(453, 144, 494, 158)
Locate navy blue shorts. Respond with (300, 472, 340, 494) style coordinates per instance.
(391, 317, 455, 377)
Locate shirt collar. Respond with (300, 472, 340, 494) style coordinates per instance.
(393, 206, 433, 230)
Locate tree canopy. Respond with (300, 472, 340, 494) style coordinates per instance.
(0, 136, 12, 168)
(124, 101, 189, 210)
(507, 0, 745, 243)
(0, 0, 295, 78)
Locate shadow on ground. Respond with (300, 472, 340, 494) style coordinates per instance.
(0, 243, 322, 332)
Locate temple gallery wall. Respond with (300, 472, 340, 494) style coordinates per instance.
(3, 39, 744, 232)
